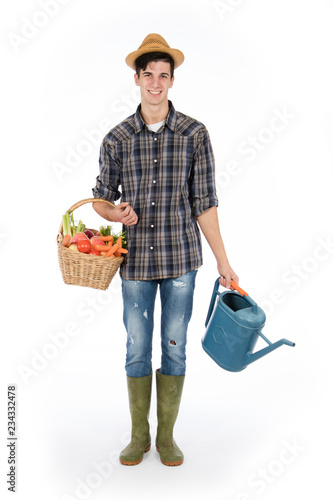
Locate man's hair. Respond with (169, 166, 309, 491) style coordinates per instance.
(135, 51, 174, 79)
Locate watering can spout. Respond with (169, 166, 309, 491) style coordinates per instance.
(247, 337, 295, 366)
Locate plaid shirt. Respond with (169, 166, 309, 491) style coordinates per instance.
(92, 100, 218, 280)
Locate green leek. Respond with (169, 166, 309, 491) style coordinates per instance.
(62, 213, 71, 236)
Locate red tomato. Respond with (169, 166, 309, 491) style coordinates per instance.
(77, 239, 92, 253)
(89, 249, 100, 256)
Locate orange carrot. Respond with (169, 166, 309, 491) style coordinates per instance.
(92, 244, 109, 252)
(115, 248, 128, 257)
(99, 235, 114, 243)
(117, 236, 122, 248)
(105, 243, 119, 257)
(62, 234, 71, 247)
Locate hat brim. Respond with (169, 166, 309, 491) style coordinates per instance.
(125, 46, 184, 70)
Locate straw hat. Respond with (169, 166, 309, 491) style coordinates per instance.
(125, 33, 184, 70)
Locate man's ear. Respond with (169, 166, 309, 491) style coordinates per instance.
(169, 76, 175, 89)
(134, 73, 140, 86)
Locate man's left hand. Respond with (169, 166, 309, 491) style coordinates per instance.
(218, 263, 239, 290)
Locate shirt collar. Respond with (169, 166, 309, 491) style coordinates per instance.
(133, 100, 177, 133)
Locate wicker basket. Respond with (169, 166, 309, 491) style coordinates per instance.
(57, 198, 124, 290)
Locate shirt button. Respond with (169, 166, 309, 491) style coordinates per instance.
(152, 180, 156, 184)
(154, 159, 157, 163)
(154, 137, 157, 141)
(151, 202, 155, 206)
(150, 246, 154, 250)
(151, 224, 154, 228)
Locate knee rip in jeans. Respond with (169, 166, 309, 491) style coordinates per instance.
(169, 340, 177, 346)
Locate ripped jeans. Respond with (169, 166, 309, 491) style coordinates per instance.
(121, 270, 198, 377)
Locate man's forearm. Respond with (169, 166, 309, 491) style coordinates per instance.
(93, 201, 115, 222)
(197, 206, 229, 267)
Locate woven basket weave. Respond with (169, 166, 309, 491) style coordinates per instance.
(57, 198, 124, 290)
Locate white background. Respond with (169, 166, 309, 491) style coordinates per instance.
(1, 0, 332, 499)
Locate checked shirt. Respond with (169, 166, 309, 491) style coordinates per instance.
(92, 100, 218, 280)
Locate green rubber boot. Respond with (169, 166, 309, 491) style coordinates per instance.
(155, 369, 185, 466)
(119, 374, 152, 466)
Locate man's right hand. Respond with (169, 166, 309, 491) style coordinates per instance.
(93, 201, 138, 226)
(112, 202, 138, 226)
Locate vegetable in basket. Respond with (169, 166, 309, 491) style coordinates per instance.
(71, 232, 89, 244)
(84, 229, 94, 239)
(61, 212, 127, 258)
(77, 240, 91, 254)
(62, 212, 85, 237)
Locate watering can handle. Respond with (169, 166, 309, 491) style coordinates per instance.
(220, 275, 248, 296)
(230, 279, 248, 297)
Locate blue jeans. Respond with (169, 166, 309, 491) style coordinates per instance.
(121, 270, 198, 377)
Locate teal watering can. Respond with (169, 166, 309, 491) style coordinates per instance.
(202, 278, 295, 372)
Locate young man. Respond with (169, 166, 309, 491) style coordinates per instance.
(92, 33, 239, 466)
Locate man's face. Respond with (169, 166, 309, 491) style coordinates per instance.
(134, 60, 174, 108)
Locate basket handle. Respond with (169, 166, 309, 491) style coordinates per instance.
(58, 198, 116, 235)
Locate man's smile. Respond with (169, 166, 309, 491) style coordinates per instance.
(148, 90, 162, 95)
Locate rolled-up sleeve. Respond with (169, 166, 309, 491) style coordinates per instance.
(191, 128, 218, 217)
(92, 137, 121, 203)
